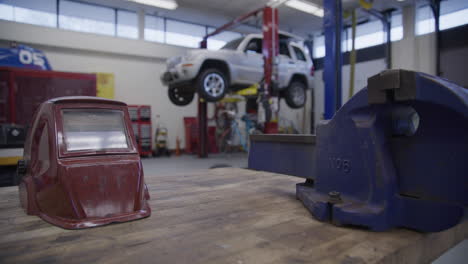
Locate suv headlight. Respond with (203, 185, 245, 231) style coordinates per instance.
(167, 56, 182, 69)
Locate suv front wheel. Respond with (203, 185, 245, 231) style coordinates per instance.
(284, 81, 307, 109)
(196, 69, 227, 102)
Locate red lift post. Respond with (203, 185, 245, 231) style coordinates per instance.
(197, 5, 280, 157)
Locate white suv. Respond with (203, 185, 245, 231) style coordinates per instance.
(161, 34, 314, 108)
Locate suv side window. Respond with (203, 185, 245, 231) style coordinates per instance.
(293, 46, 307, 61)
(245, 38, 262, 54)
(279, 42, 291, 58)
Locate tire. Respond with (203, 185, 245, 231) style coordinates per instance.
(168, 85, 194, 106)
(196, 68, 227, 102)
(284, 81, 307, 109)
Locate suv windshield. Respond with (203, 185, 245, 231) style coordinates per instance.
(62, 109, 129, 152)
(221, 37, 244, 50)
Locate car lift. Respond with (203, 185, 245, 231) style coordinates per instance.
(197, 1, 286, 157)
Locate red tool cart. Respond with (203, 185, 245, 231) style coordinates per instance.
(0, 66, 96, 125)
(129, 105, 152, 156)
(183, 117, 218, 154)
(0, 66, 97, 186)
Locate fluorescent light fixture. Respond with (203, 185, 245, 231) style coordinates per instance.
(285, 0, 324, 17)
(128, 0, 178, 10)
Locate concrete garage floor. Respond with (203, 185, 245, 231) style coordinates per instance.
(141, 152, 248, 176)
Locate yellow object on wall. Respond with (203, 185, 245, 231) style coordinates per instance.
(359, 0, 373, 10)
(96, 73, 115, 99)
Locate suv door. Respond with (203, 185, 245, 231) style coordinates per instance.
(239, 37, 263, 84)
(277, 41, 297, 89)
(291, 44, 309, 77)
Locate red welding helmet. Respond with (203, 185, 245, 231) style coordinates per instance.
(18, 96, 151, 229)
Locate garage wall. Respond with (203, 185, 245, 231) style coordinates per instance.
(0, 20, 197, 148)
(0, 4, 442, 141)
(0, 19, 311, 147)
(441, 46, 468, 87)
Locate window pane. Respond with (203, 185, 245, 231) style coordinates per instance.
(293, 46, 306, 61)
(117, 10, 137, 39)
(245, 38, 262, 54)
(145, 15, 164, 42)
(0, 0, 56, 27)
(355, 31, 385, 50)
(416, 0, 468, 35)
(59, 0, 115, 36)
(313, 35, 325, 58)
(342, 29, 349, 52)
(0, 3, 14, 21)
(280, 42, 291, 57)
(207, 28, 242, 50)
(440, 0, 468, 30)
(440, 8, 468, 30)
(416, 5, 435, 35)
(221, 37, 243, 50)
(354, 20, 385, 49)
(314, 12, 403, 60)
(166, 19, 206, 48)
(391, 12, 403, 41)
(293, 46, 307, 61)
(62, 109, 129, 151)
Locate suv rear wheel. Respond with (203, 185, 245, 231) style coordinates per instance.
(168, 85, 194, 106)
(284, 81, 307, 109)
(196, 68, 227, 102)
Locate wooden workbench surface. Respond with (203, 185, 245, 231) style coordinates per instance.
(0, 168, 466, 264)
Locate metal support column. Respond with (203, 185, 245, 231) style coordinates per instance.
(349, 9, 357, 100)
(430, 0, 442, 76)
(323, 0, 343, 119)
(260, 6, 279, 129)
(384, 11, 392, 70)
(262, 6, 279, 97)
(198, 40, 208, 158)
(137, 9, 145, 40)
(304, 37, 315, 133)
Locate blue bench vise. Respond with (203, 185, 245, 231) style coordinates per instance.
(249, 69, 468, 232)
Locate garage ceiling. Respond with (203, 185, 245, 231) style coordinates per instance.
(176, 0, 324, 36)
(82, 0, 416, 37)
